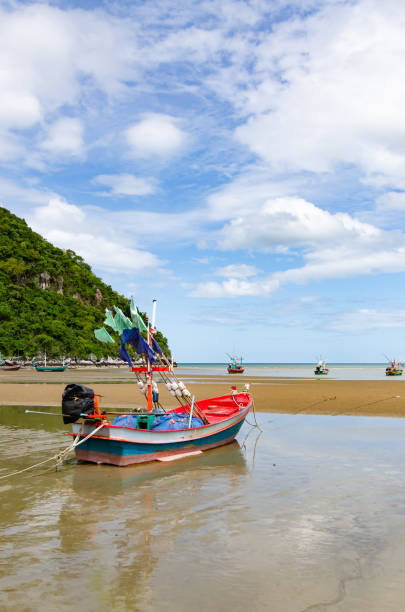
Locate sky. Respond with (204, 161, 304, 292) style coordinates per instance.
(1, 0, 405, 362)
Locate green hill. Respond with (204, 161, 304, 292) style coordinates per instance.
(0, 206, 170, 360)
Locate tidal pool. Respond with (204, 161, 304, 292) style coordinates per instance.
(1, 407, 405, 611)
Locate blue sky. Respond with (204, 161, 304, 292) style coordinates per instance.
(2, 0, 405, 362)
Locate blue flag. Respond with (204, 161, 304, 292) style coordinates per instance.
(119, 342, 133, 367)
(122, 328, 156, 363)
(152, 337, 162, 354)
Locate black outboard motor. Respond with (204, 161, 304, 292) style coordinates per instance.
(62, 383, 95, 424)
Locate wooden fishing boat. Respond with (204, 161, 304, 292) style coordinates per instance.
(36, 365, 67, 372)
(0, 353, 21, 371)
(0, 364, 21, 371)
(34, 353, 67, 372)
(385, 359, 403, 376)
(62, 299, 252, 466)
(227, 354, 244, 374)
(67, 391, 251, 466)
(314, 359, 328, 375)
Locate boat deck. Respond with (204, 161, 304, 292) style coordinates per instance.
(187, 392, 250, 425)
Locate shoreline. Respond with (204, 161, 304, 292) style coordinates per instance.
(0, 371, 404, 418)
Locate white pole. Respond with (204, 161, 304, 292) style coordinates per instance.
(188, 396, 195, 428)
(152, 299, 157, 329)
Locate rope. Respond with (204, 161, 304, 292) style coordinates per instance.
(233, 394, 263, 432)
(250, 397, 263, 432)
(0, 422, 105, 480)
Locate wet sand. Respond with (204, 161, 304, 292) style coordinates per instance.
(0, 369, 404, 417)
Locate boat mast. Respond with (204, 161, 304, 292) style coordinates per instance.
(146, 299, 157, 413)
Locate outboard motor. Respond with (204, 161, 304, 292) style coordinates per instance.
(62, 383, 95, 424)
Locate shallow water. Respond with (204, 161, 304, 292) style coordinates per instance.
(177, 362, 396, 381)
(1, 407, 405, 610)
(0, 363, 398, 384)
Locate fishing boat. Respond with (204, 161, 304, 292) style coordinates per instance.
(314, 359, 328, 375)
(34, 354, 67, 372)
(0, 363, 21, 371)
(385, 359, 403, 376)
(61, 299, 252, 466)
(227, 354, 244, 374)
(0, 354, 21, 371)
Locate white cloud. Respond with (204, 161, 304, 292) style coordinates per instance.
(189, 277, 279, 298)
(300, 296, 319, 304)
(376, 192, 405, 211)
(206, 172, 300, 221)
(125, 114, 187, 158)
(329, 309, 405, 334)
(31, 197, 85, 229)
(0, 131, 25, 162)
(46, 229, 161, 274)
(109, 207, 202, 245)
(0, 3, 141, 161)
(93, 173, 156, 197)
(217, 197, 381, 251)
(0, 91, 42, 129)
(215, 263, 259, 278)
(275, 245, 405, 286)
(40, 118, 84, 157)
(28, 198, 164, 274)
(0, 5, 119, 120)
(229, 0, 405, 188)
(190, 192, 405, 297)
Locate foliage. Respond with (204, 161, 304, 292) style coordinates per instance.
(0, 206, 171, 359)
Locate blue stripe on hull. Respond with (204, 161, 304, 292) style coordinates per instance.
(78, 419, 245, 458)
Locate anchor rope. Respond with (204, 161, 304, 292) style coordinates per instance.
(233, 395, 263, 432)
(0, 423, 105, 480)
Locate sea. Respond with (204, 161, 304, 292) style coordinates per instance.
(176, 362, 392, 381)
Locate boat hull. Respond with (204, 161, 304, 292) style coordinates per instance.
(35, 365, 67, 372)
(72, 399, 250, 466)
(0, 365, 21, 371)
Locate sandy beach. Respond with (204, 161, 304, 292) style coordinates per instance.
(1, 369, 404, 417)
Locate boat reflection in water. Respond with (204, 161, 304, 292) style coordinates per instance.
(71, 439, 248, 496)
(56, 439, 250, 610)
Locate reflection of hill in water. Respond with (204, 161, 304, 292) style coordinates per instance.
(72, 440, 247, 497)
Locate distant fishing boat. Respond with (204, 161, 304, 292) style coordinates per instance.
(314, 359, 329, 375)
(385, 358, 403, 376)
(227, 354, 244, 374)
(0, 364, 21, 371)
(0, 353, 21, 371)
(34, 354, 67, 372)
(60, 299, 252, 466)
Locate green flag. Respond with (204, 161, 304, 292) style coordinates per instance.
(113, 313, 125, 335)
(94, 327, 115, 344)
(113, 306, 134, 332)
(104, 308, 118, 332)
(129, 297, 147, 333)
